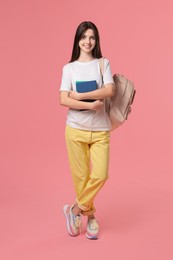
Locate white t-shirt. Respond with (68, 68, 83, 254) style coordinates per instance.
(60, 58, 115, 131)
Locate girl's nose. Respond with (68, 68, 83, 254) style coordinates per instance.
(85, 37, 90, 44)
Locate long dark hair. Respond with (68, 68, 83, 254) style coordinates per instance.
(69, 21, 102, 62)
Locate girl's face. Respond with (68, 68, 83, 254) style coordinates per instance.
(78, 29, 96, 55)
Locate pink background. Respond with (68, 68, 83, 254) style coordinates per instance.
(0, 0, 173, 259)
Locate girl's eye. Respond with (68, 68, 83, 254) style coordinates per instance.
(81, 35, 95, 40)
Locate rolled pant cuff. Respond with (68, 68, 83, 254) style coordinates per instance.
(76, 199, 96, 216)
(81, 208, 96, 216)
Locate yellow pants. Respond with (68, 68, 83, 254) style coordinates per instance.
(65, 126, 110, 216)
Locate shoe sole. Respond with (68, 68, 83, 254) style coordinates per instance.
(86, 232, 99, 240)
(63, 205, 74, 236)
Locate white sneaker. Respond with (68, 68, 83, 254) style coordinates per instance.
(63, 204, 81, 237)
(86, 218, 99, 240)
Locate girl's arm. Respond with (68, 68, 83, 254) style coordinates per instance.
(59, 91, 104, 111)
(69, 83, 115, 101)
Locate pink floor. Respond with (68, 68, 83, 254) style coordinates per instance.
(1, 0, 173, 259)
(1, 138, 173, 260)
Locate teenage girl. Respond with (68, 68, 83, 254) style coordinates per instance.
(59, 21, 115, 239)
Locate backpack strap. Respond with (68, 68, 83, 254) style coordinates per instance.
(99, 57, 104, 82)
(99, 57, 111, 113)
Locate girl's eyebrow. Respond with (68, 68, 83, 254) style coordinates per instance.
(82, 34, 95, 37)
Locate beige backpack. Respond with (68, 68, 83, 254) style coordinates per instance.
(99, 58, 136, 130)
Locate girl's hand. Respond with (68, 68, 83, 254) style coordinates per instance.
(69, 91, 81, 100)
(91, 100, 104, 111)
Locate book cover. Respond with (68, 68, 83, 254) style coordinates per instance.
(76, 80, 97, 111)
(76, 80, 97, 93)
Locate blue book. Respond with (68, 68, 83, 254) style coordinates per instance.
(76, 80, 97, 103)
(76, 80, 97, 111)
(76, 80, 97, 93)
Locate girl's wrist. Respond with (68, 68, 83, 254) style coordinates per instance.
(78, 93, 82, 100)
(89, 101, 95, 110)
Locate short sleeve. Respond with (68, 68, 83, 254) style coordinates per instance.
(59, 64, 72, 92)
(103, 59, 115, 85)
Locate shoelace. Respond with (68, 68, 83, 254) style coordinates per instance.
(88, 219, 99, 230)
(74, 215, 81, 228)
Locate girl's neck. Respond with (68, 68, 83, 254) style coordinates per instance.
(77, 52, 94, 62)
